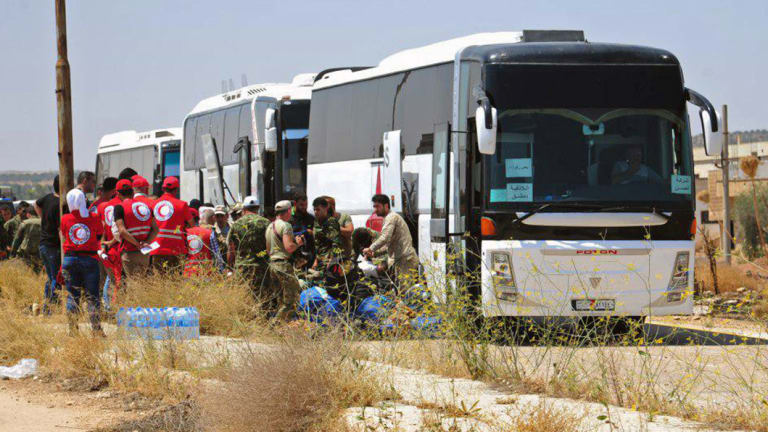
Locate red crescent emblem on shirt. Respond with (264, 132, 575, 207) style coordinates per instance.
(187, 235, 203, 255)
(132, 202, 151, 222)
(68, 223, 91, 245)
(154, 200, 174, 222)
(104, 206, 115, 226)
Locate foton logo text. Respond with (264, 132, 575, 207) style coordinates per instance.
(576, 250, 618, 255)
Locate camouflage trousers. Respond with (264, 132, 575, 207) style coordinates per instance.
(237, 262, 270, 296)
(268, 260, 300, 322)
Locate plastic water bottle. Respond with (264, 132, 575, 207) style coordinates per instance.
(117, 307, 126, 327)
(192, 308, 200, 339)
(117, 306, 199, 340)
(149, 308, 158, 340)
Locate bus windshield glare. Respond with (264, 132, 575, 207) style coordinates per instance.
(483, 63, 693, 209)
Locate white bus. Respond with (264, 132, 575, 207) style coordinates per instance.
(180, 74, 319, 207)
(308, 31, 722, 320)
(95, 128, 181, 195)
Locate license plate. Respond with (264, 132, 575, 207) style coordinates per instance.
(572, 299, 615, 311)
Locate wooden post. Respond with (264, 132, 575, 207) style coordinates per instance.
(721, 104, 731, 264)
(55, 0, 74, 212)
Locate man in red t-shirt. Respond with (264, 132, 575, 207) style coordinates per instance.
(96, 178, 123, 293)
(151, 177, 193, 273)
(113, 179, 158, 278)
(61, 189, 105, 335)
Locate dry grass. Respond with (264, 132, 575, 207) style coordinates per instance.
(0, 258, 47, 311)
(754, 288, 768, 319)
(0, 304, 57, 363)
(415, 400, 483, 418)
(507, 401, 583, 432)
(115, 271, 264, 337)
(202, 330, 397, 432)
(93, 400, 203, 432)
(695, 261, 767, 294)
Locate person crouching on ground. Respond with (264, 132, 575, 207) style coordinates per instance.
(60, 188, 105, 336)
(184, 211, 217, 277)
(362, 194, 419, 287)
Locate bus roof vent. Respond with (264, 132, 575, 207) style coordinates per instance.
(522, 30, 585, 43)
(247, 87, 266, 95)
(155, 131, 173, 138)
(223, 91, 242, 102)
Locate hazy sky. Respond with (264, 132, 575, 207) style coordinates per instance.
(1, 0, 766, 171)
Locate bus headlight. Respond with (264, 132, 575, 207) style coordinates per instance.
(668, 251, 689, 292)
(491, 252, 517, 301)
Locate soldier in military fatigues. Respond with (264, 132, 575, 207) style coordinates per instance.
(3, 202, 28, 242)
(11, 211, 41, 272)
(311, 197, 344, 270)
(363, 194, 420, 284)
(226, 196, 271, 293)
(266, 200, 305, 321)
(0, 205, 12, 259)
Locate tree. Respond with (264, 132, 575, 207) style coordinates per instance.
(740, 155, 767, 257)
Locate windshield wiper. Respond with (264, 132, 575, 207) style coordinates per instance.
(514, 202, 674, 225)
(600, 205, 671, 220)
(514, 202, 604, 224)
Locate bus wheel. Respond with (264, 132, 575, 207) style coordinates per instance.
(611, 316, 645, 341)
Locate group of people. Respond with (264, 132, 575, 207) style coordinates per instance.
(223, 192, 420, 322)
(5, 167, 421, 333)
(0, 200, 41, 270)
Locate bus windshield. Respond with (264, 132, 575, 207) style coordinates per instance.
(280, 101, 309, 197)
(482, 64, 693, 210)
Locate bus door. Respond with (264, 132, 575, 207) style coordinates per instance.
(382, 130, 403, 213)
(253, 99, 278, 211)
(201, 133, 227, 205)
(428, 123, 450, 301)
(234, 136, 252, 201)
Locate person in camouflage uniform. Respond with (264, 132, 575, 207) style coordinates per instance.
(0, 205, 13, 259)
(4, 202, 29, 242)
(266, 200, 305, 321)
(363, 194, 419, 283)
(323, 196, 354, 258)
(226, 196, 271, 292)
(311, 197, 344, 270)
(11, 209, 41, 272)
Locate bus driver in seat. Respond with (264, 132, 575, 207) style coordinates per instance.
(611, 145, 662, 185)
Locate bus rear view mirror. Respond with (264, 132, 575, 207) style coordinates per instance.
(699, 109, 723, 156)
(265, 108, 277, 152)
(686, 88, 721, 156)
(476, 104, 497, 155)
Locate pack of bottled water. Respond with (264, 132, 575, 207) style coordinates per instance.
(117, 307, 200, 340)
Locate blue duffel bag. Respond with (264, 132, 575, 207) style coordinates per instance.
(354, 295, 392, 324)
(298, 287, 342, 322)
(410, 316, 443, 337)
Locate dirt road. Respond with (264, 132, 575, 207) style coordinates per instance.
(0, 385, 88, 432)
(0, 379, 143, 432)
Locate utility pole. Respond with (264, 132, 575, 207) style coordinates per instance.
(55, 0, 74, 213)
(721, 104, 731, 264)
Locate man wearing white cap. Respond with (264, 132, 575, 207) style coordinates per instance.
(266, 200, 304, 321)
(213, 204, 230, 259)
(227, 196, 270, 292)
